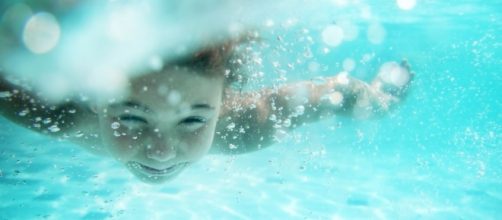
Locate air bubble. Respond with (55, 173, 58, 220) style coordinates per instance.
(362, 53, 375, 63)
(336, 72, 350, 85)
(367, 23, 386, 45)
(167, 91, 181, 106)
(22, 12, 61, 54)
(342, 58, 356, 72)
(328, 92, 344, 106)
(303, 48, 313, 58)
(43, 118, 52, 124)
(339, 20, 359, 41)
(48, 125, 60, 133)
(294, 105, 305, 116)
(378, 62, 410, 87)
(149, 55, 164, 71)
(75, 131, 84, 138)
(0, 92, 12, 98)
(18, 109, 29, 117)
(283, 119, 291, 127)
(322, 25, 344, 47)
(227, 123, 236, 131)
(113, 130, 121, 137)
(111, 122, 120, 129)
(273, 129, 288, 141)
(265, 19, 275, 27)
(308, 62, 320, 73)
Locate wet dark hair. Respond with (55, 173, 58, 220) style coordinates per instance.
(170, 35, 255, 89)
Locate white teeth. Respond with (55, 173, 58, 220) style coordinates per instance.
(128, 162, 186, 176)
(141, 164, 174, 174)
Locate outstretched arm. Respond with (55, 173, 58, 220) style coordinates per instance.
(0, 73, 91, 137)
(212, 61, 412, 154)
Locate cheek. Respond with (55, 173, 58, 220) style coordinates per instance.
(101, 122, 144, 161)
(180, 126, 215, 159)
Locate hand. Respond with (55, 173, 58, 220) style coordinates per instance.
(371, 60, 414, 99)
(361, 60, 414, 116)
(319, 60, 413, 118)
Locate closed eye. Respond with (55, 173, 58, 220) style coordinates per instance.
(179, 116, 207, 131)
(180, 116, 207, 125)
(118, 115, 148, 128)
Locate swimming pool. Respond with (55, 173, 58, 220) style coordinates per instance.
(0, 0, 500, 219)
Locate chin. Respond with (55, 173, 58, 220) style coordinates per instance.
(137, 175, 176, 184)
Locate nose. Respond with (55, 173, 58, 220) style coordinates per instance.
(146, 138, 176, 162)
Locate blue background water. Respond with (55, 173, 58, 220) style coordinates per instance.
(1, 1, 500, 219)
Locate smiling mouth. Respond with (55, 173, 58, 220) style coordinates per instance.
(128, 161, 188, 176)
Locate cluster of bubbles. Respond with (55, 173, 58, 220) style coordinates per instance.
(320, 0, 417, 48)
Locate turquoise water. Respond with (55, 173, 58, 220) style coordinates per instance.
(1, 1, 501, 219)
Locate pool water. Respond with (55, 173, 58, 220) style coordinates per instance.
(0, 0, 500, 219)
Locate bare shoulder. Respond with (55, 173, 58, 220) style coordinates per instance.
(211, 89, 275, 154)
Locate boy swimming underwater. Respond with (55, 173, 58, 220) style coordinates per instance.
(0, 3, 412, 184)
(0, 41, 412, 184)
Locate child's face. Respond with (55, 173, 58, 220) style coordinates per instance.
(96, 67, 225, 183)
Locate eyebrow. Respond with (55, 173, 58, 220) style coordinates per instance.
(191, 103, 215, 110)
(110, 101, 152, 113)
(110, 101, 214, 112)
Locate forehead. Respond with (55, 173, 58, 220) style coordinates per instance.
(122, 68, 224, 111)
